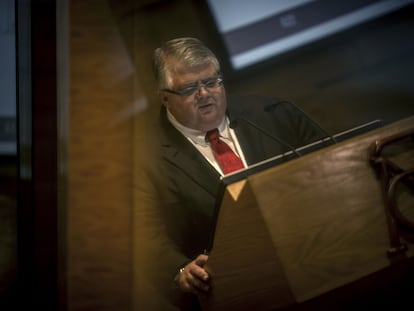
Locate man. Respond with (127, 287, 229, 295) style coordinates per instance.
(134, 37, 328, 310)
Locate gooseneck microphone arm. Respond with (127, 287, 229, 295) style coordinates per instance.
(265, 101, 337, 144)
(229, 117, 302, 157)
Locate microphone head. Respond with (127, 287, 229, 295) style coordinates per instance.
(264, 100, 290, 112)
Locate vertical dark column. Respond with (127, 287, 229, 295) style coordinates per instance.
(16, 0, 59, 309)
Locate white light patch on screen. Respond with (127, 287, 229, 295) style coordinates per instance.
(207, 0, 314, 32)
(208, 0, 414, 70)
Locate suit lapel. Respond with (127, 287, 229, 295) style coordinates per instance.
(226, 97, 268, 165)
(159, 112, 220, 196)
(234, 126, 265, 165)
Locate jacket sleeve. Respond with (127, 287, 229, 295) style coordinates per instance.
(132, 139, 192, 310)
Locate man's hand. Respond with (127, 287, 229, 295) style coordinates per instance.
(175, 254, 210, 297)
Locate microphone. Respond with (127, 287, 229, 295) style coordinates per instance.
(229, 117, 302, 157)
(264, 101, 337, 144)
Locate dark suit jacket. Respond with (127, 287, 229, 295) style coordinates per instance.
(134, 94, 326, 309)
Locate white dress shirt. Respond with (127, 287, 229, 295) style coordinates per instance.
(167, 109, 247, 175)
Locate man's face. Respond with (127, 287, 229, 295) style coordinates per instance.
(161, 60, 227, 132)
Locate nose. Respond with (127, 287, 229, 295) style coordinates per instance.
(196, 84, 209, 97)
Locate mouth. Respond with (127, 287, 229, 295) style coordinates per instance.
(198, 103, 215, 114)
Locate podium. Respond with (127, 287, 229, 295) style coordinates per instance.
(201, 116, 414, 311)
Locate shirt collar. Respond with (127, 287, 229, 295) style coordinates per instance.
(166, 108, 229, 146)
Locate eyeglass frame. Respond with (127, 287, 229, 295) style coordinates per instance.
(161, 76, 223, 97)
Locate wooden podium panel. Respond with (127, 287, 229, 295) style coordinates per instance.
(201, 116, 414, 311)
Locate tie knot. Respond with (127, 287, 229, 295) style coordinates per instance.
(205, 127, 244, 174)
(206, 128, 220, 142)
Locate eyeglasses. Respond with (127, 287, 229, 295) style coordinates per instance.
(162, 76, 223, 97)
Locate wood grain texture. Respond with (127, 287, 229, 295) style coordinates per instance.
(202, 182, 295, 311)
(68, 0, 134, 310)
(204, 116, 414, 310)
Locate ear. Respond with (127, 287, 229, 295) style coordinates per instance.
(159, 92, 170, 108)
(161, 94, 170, 108)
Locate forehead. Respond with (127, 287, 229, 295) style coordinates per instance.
(168, 61, 217, 86)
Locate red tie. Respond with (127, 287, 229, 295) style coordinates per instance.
(206, 128, 244, 174)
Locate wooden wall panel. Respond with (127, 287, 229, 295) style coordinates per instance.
(69, 0, 134, 310)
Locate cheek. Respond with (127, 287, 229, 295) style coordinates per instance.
(164, 96, 180, 112)
(217, 93, 227, 111)
(169, 101, 192, 120)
